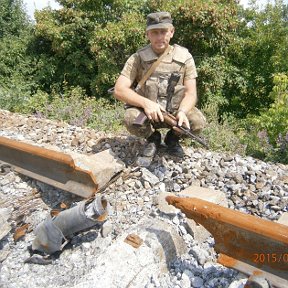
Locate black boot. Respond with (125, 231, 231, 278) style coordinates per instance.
(164, 129, 184, 157)
(145, 131, 161, 151)
(136, 131, 161, 167)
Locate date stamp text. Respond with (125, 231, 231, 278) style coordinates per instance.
(253, 253, 288, 264)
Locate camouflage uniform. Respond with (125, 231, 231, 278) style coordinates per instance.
(121, 43, 206, 139)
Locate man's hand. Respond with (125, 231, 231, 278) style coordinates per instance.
(176, 110, 190, 129)
(143, 98, 164, 122)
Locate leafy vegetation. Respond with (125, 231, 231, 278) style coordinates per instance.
(0, 0, 35, 111)
(0, 0, 287, 164)
(0, 0, 29, 37)
(22, 84, 124, 131)
(242, 73, 288, 163)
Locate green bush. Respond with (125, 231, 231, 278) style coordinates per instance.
(0, 76, 31, 112)
(199, 101, 246, 155)
(87, 98, 125, 132)
(23, 84, 125, 133)
(241, 73, 288, 163)
(90, 11, 146, 96)
(225, 1, 288, 117)
(0, 34, 35, 112)
(0, 0, 30, 38)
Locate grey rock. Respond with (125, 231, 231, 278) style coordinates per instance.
(228, 278, 248, 288)
(189, 245, 209, 265)
(0, 208, 11, 240)
(191, 276, 204, 288)
(173, 183, 181, 192)
(277, 212, 288, 225)
(101, 221, 113, 238)
(245, 275, 270, 288)
(157, 192, 179, 215)
(180, 272, 191, 288)
(136, 156, 153, 167)
(141, 168, 159, 185)
(172, 216, 180, 225)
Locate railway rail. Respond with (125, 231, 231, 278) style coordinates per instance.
(166, 196, 288, 288)
(0, 136, 124, 198)
(0, 135, 287, 287)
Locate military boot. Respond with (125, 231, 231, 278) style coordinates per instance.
(164, 129, 184, 157)
(136, 131, 161, 167)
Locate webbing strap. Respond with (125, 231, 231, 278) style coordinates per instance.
(136, 45, 172, 90)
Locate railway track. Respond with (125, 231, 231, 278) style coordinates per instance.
(0, 114, 287, 287)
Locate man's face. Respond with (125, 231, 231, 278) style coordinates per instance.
(146, 27, 174, 54)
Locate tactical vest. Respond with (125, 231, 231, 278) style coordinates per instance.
(136, 44, 192, 112)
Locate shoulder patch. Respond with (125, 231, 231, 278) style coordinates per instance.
(173, 44, 192, 64)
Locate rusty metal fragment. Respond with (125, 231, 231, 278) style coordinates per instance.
(166, 196, 288, 286)
(124, 234, 143, 248)
(0, 136, 124, 198)
(13, 223, 30, 242)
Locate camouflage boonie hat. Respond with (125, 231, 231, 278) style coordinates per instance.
(146, 12, 173, 31)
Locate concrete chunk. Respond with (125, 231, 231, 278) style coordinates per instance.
(0, 208, 11, 240)
(141, 168, 159, 185)
(277, 212, 288, 226)
(179, 186, 228, 207)
(74, 218, 187, 288)
(178, 186, 228, 243)
(158, 192, 179, 215)
(71, 149, 125, 192)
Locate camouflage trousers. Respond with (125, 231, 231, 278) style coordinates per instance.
(124, 106, 206, 139)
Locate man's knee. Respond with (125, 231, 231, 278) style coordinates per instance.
(124, 108, 153, 138)
(186, 107, 206, 133)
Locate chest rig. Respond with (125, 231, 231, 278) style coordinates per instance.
(136, 44, 191, 112)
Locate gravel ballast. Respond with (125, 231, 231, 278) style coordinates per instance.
(0, 109, 287, 288)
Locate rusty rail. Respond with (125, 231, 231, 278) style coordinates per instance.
(166, 196, 288, 288)
(0, 136, 123, 198)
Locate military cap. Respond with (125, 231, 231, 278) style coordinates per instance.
(146, 12, 173, 31)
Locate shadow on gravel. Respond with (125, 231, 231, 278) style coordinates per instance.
(146, 227, 177, 266)
(91, 135, 143, 166)
(91, 135, 184, 167)
(63, 229, 100, 250)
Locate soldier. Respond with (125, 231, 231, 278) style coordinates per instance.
(114, 11, 206, 166)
